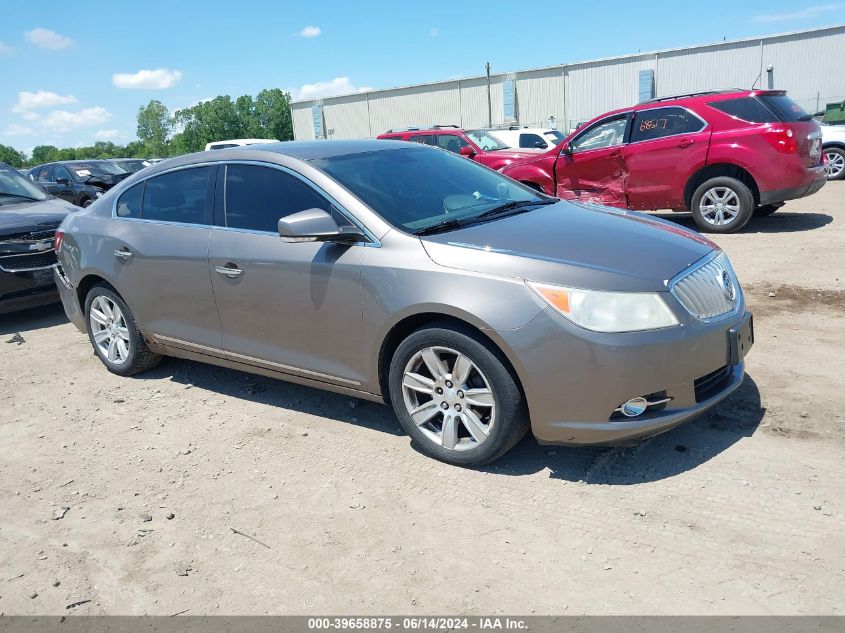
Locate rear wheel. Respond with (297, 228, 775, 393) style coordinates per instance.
(388, 324, 528, 466)
(690, 177, 754, 233)
(84, 284, 161, 376)
(825, 147, 845, 181)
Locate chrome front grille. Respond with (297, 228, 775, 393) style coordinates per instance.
(0, 249, 57, 272)
(670, 252, 740, 321)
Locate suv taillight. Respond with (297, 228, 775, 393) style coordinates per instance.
(764, 125, 797, 154)
(54, 229, 64, 253)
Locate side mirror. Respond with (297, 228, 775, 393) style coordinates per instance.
(278, 208, 365, 244)
(56, 178, 70, 185)
(534, 141, 547, 149)
(560, 142, 573, 155)
(459, 146, 476, 158)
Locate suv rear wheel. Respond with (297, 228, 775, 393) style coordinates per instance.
(388, 323, 528, 466)
(690, 177, 754, 233)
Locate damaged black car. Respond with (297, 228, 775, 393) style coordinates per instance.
(27, 160, 131, 208)
(1, 162, 78, 314)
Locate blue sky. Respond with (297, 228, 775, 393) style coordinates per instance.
(0, 0, 842, 153)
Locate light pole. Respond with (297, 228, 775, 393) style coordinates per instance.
(486, 62, 492, 128)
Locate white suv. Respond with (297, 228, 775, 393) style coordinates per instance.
(486, 127, 566, 150)
(820, 124, 845, 180)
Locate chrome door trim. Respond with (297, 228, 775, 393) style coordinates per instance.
(153, 334, 362, 387)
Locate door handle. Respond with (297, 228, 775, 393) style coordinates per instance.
(215, 264, 243, 279)
(113, 248, 134, 261)
(678, 139, 695, 148)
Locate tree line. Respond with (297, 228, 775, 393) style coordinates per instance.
(0, 88, 294, 169)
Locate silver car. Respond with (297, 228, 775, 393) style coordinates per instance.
(54, 141, 753, 466)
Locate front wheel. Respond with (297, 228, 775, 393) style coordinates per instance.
(690, 177, 755, 233)
(388, 324, 528, 466)
(84, 284, 161, 376)
(825, 147, 845, 181)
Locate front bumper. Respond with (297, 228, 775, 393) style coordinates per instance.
(497, 306, 752, 446)
(0, 267, 60, 315)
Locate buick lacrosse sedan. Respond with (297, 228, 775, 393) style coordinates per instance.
(54, 141, 753, 466)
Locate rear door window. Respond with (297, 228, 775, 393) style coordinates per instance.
(708, 97, 779, 123)
(224, 164, 335, 233)
(435, 134, 470, 154)
(116, 183, 144, 218)
(630, 107, 703, 143)
(141, 167, 213, 225)
(408, 134, 434, 145)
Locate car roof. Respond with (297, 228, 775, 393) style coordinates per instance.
(229, 139, 414, 160)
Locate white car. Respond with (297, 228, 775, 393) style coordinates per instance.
(486, 127, 566, 151)
(820, 124, 845, 180)
(204, 138, 278, 151)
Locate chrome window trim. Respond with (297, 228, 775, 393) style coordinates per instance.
(111, 159, 380, 247)
(668, 250, 743, 323)
(628, 106, 708, 145)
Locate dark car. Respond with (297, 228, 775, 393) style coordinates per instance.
(110, 158, 152, 174)
(0, 162, 77, 314)
(28, 160, 131, 208)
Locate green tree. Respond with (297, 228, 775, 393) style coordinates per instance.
(173, 95, 244, 153)
(137, 100, 172, 158)
(0, 144, 26, 168)
(254, 89, 293, 141)
(31, 145, 60, 165)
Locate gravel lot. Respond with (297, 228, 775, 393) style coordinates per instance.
(1, 182, 843, 615)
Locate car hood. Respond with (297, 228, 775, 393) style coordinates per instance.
(84, 172, 131, 189)
(420, 201, 717, 292)
(500, 150, 555, 173)
(0, 197, 76, 237)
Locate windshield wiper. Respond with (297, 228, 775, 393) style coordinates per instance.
(475, 199, 555, 219)
(413, 219, 468, 236)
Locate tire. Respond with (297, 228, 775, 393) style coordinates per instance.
(388, 322, 529, 466)
(754, 203, 784, 217)
(825, 147, 845, 181)
(690, 176, 755, 233)
(80, 197, 93, 208)
(84, 283, 161, 376)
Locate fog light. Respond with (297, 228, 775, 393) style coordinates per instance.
(618, 396, 648, 418)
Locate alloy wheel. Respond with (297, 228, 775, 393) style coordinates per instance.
(89, 295, 131, 365)
(401, 346, 496, 451)
(826, 150, 845, 179)
(699, 187, 741, 226)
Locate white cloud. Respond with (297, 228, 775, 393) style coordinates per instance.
(0, 41, 14, 55)
(39, 106, 112, 133)
(25, 27, 73, 50)
(112, 68, 183, 90)
(12, 90, 78, 113)
(3, 123, 33, 136)
(430, 27, 439, 37)
(753, 3, 842, 22)
(299, 26, 322, 38)
(20, 111, 41, 121)
(292, 77, 373, 101)
(94, 129, 120, 140)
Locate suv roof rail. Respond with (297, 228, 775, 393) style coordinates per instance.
(643, 89, 742, 104)
(385, 124, 459, 133)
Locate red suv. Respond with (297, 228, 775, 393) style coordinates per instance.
(377, 125, 542, 171)
(502, 89, 826, 233)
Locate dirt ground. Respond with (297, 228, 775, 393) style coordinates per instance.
(1, 183, 843, 616)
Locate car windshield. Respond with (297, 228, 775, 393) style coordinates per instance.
(310, 146, 548, 233)
(67, 161, 127, 180)
(116, 160, 148, 173)
(465, 130, 509, 151)
(544, 130, 566, 144)
(0, 163, 49, 205)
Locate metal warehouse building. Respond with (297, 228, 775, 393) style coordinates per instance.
(292, 24, 845, 140)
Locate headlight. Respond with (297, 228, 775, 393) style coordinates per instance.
(527, 281, 679, 333)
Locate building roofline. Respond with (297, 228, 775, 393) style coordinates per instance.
(291, 23, 845, 107)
